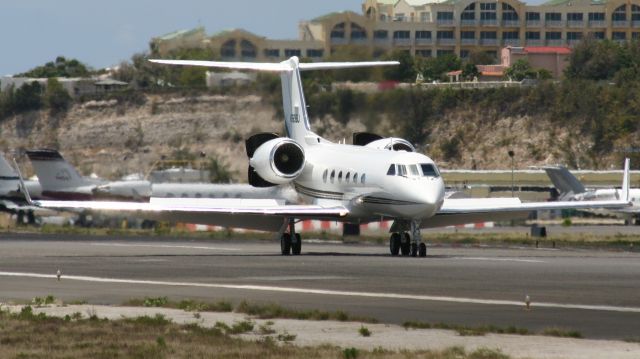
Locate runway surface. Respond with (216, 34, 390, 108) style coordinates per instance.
(0, 232, 639, 339)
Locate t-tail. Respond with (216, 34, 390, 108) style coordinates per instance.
(149, 57, 398, 144)
(25, 149, 94, 191)
(542, 165, 586, 200)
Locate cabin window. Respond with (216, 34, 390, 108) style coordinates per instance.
(166, 193, 174, 198)
(330, 170, 335, 183)
(345, 172, 351, 181)
(182, 193, 189, 197)
(323, 169, 328, 183)
(195, 193, 202, 198)
(209, 193, 215, 198)
(387, 165, 396, 175)
(338, 171, 343, 182)
(420, 163, 440, 177)
(361, 174, 366, 184)
(353, 173, 358, 183)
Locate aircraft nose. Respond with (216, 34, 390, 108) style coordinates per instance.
(417, 178, 445, 216)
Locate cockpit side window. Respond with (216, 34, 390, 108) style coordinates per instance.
(386, 165, 396, 176)
(409, 164, 420, 176)
(420, 163, 440, 177)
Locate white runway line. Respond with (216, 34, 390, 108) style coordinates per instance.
(1, 271, 639, 314)
(89, 243, 240, 251)
(454, 257, 545, 263)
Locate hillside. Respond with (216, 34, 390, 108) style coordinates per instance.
(0, 90, 633, 182)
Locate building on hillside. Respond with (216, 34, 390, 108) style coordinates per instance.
(501, 46, 571, 78)
(150, 0, 640, 62)
(205, 71, 256, 88)
(0, 77, 128, 98)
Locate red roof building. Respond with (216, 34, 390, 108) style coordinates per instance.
(501, 46, 572, 79)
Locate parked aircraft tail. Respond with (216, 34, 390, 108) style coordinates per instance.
(149, 57, 398, 144)
(542, 165, 586, 200)
(25, 149, 95, 191)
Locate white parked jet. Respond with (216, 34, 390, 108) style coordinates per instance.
(543, 163, 640, 225)
(20, 57, 632, 257)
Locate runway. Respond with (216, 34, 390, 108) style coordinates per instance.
(0, 232, 639, 339)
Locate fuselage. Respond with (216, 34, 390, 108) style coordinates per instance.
(293, 140, 445, 222)
(576, 188, 640, 214)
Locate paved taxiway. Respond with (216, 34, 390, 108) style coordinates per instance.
(0, 232, 639, 339)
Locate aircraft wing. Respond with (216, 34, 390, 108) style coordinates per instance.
(423, 197, 631, 228)
(32, 198, 349, 232)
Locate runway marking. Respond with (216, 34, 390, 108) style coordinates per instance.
(241, 276, 350, 281)
(454, 257, 545, 263)
(1, 271, 639, 314)
(89, 243, 240, 251)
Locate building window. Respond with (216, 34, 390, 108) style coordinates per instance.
(503, 31, 519, 39)
(284, 49, 301, 57)
(415, 31, 432, 39)
(330, 23, 345, 38)
(567, 13, 583, 21)
(590, 31, 605, 39)
(480, 31, 497, 39)
(306, 49, 324, 58)
(437, 49, 454, 57)
(461, 3, 475, 20)
(394, 13, 406, 21)
(567, 32, 582, 40)
(350, 23, 367, 39)
(416, 49, 432, 57)
(240, 40, 256, 58)
(546, 31, 561, 40)
(374, 30, 388, 39)
(437, 30, 454, 39)
(502, 3, 518, 21)
(633, 32, 640, 39)
(588, 13, 605, 21)
(526, 31, 541, 39)
(264, 49, 280, 57)
(221, 40, 236, 58)
(526, 12, 540, 21)
(393, 31, 410, 39)
(420, 12, 431, 22)
(437, 11, 454, 20)
(613, 5, 626, 21)
(633, 5, 640, 21)
(480, 2, 496, 10)
(545, 13, 561, 21)
(461, 31, 475, 39)
(613, 31, 627, 40)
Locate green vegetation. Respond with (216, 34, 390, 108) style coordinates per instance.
(358, 325, 372, 337)
(403, 321, 583, 339)
(17, 56, 91, 78)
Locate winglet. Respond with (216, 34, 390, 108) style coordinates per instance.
(11, 158, 33, 206)
(622, 158, 630, 203)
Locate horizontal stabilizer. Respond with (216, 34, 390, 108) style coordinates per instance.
(298, 61, 399, 71)
(150, 57, 399, 72)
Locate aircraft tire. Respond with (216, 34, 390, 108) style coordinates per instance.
(292, 233, 302, 255)
(418, 243, 427, 257)
(389, 233, 401, 256)
(281, 233, 292, 255)
(400, 232, 411, 256)
(410, 242, 418, 257)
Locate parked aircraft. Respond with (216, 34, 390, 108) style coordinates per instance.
(543, 164, 640, 225)
(0, 154, 42, 223)
(20, 57, 632, 257)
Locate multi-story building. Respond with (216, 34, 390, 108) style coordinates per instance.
(151, 0, 640, 61)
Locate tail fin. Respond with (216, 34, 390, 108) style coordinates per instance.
(622, 158, 630, 203)
(150, 57, 398, 144)
(542, 165, 586, 199)
(25, 149, 93, 191)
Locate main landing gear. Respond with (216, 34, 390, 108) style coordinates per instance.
(389, 220, 426, 258)
(280, 219, 302, 256)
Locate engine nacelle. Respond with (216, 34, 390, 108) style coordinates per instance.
(365, 138, 415, 152)
(249, 138, 305, 185)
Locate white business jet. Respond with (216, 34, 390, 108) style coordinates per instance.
(17, 57, 631, 257)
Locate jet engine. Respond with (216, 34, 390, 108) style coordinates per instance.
(352, 132, 415, 152)
(246, 133, 305, 187)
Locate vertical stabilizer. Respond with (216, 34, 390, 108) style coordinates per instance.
(622, 158, 630, 202)
(25, 149, 95, 191)
(542, 165, 586, 200)
(280, 57, 311, 143)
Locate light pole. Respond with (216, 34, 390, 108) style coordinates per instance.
(508, 150, 515, 197)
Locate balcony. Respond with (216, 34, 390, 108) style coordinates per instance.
(502, 20, 520, 27)
(437, 38, 456, 45)
(351, 38, 369, 45)
(461, 19, 477, 26)
(546, 39, 565, 46)
(526, 20, 541, 27)
(461, 38, 477, 45)
(480, 19, 499, 26)
(613, 20, 629, 27)
(526, 39, 543, 46)
(567, 20, 584, 28)
(567, 39, 582, 46)
(545, 20, 563, 27)
(588, 20, 606, 28)
(393, 38, 412, 46)
(503, 39, 521, 46)
(437, 19, 454, 26)
(374, 37, 389, 45)
(415, 38, 432, 45)
(479, 38, 498, 46)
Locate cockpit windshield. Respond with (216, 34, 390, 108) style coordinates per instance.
(420, 163, 440, 177)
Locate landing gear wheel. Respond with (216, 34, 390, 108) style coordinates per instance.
(292, 233, 302, 255)
(280, 233, 292, 255)
(418, 243, 427, 257)
(389, 233, 401, 256)
(400, 232, 411, 256)
(410, 242, 418, 257)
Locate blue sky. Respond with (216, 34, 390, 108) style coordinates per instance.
(1, 0, 362, 75)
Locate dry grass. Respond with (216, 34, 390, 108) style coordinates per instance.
(0, 307, 511, 359)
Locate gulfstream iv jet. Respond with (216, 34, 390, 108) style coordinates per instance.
(21, 57, 632, 257)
